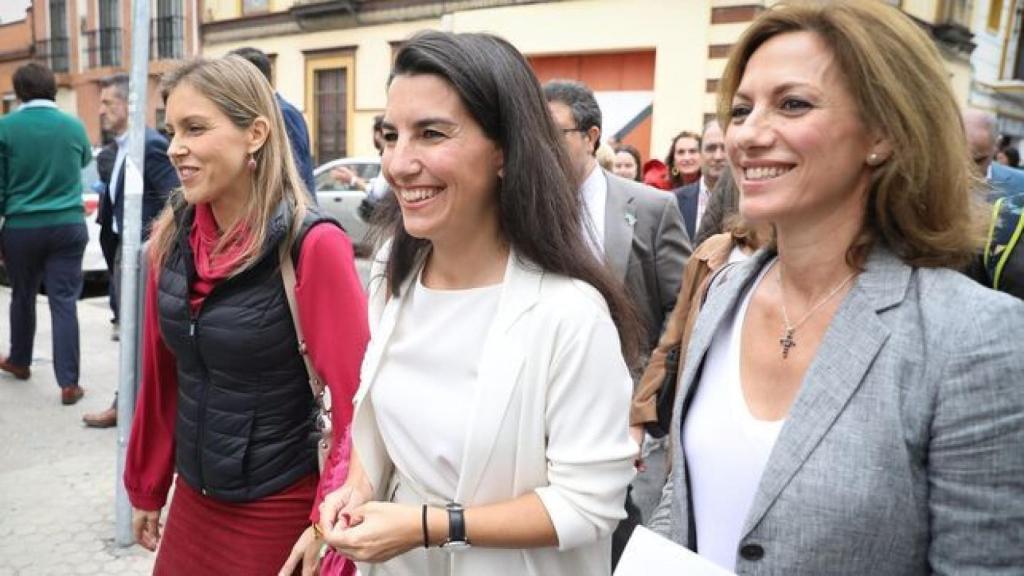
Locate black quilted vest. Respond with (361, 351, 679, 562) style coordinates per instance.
(158, 198, 337, 502)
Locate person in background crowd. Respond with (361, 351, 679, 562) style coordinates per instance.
(0, 63, 91, 405)
(674, 121, 727, 239)
(596, 141, 616, 172)
(642, 157, 671, 191)
(649, 3, 1024, 574)
(229, 46, 317, 204)
(973, 190, 1024, 299)
(125, 56, 367, 576)
(996, 146, 1020, 168)
(663, 130, 702, 190)
(334, 114, 393, 231)
(82, 73, 179, 429)
(631, 213, 769, 453)
(964, 109, 1024, 201)
(317, 31, 640, 576)
(964, 110, 1024, 300)
(612, 144, 643, 182)
(544, 78, 691, 563)
(693, 168, 740, 246)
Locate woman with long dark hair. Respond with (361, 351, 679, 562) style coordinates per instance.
(317, 31, 641, 575)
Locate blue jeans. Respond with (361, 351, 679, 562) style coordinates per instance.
(1, 223, 87, 387)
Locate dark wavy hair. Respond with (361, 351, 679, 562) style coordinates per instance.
(378, 30, 644, 366)
(664, 130, 702, 188)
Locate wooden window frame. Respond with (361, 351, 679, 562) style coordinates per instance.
(305, 52, 356, 165)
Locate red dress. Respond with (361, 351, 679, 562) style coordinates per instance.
(124, 204, 368, 575)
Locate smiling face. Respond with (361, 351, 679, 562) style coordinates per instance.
(612, 150, 639, 180)
(726, 31, 879, 228)
(673, 136, 701, 176)
(382, 73, 504, 247)
(164, 82, 256, 206)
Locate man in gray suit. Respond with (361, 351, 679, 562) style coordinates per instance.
(544, 80, 691, 354)
(544, 79, 690, 563)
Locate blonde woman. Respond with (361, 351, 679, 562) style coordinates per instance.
(124, 56, 367, 575)
(650, 1, 1024, 573)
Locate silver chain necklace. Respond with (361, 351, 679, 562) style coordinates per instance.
(776, 262, 857, 359)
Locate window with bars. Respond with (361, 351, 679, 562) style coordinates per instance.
(97, 0, 121, 67)
(153, 0, 185, 60)
(44, 0, 70, 72)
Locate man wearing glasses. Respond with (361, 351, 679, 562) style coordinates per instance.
(544, 79, 690, 567)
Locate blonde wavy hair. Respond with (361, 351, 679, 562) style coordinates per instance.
(717, 0, 987, 268)
(149, 55, 308, 274)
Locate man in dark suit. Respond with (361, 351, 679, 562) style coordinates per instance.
(544, 79, 690, 565)
(229, 47, 317, 203)
(674, 120, 727, 240)
(82, 74, 178, 428)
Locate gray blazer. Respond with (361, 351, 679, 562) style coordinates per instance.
(603, 171, 691, 353)
(649, 246, 1024, 574)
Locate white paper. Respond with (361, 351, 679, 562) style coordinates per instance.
(615, 526, 736, 575)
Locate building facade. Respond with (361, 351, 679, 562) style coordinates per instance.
(968, 0, 1024, 140)
(0, 0, 201, 144)
(200, 0, 772, 165)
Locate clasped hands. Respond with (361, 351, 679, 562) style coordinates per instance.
(316, 482, 427, 564)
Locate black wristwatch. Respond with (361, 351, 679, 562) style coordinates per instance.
(440, 502, 471, 551)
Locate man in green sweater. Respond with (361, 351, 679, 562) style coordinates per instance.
(0, 62, 91, 405)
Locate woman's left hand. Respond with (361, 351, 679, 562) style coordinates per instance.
(324, 502, 422, 564)
(278, 525, 322, 576)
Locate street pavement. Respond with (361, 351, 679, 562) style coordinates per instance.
(0, 288, 154, 575)
(0, 258, 371, 575)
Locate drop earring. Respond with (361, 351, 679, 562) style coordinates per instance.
(247, 153, 257, 171)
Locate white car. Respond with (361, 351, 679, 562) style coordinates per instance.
(313, 156, 382, 256)
(79, 156, 110, 283)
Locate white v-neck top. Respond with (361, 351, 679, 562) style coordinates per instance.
(370, 270, 502, 499)
(684, 260, 785, 571)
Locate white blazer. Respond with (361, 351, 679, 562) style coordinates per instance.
(351, 248, 637, 576)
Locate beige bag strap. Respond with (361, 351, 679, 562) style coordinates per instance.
(279, 244, 332, 450)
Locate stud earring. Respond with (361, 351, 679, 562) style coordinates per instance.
(867, 153, 880, 165)
(247, 153, 257, 171)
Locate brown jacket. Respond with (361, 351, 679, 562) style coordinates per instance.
(630, 233, 737, 425)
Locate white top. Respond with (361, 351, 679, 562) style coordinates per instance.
(579, 163, 607, 256)
(18, 99, 58, 111)
(370, 268, 502, 500)
(696, 177, 710, 233)
(684, 260, 785, 572)
(110, 131, 129, 233)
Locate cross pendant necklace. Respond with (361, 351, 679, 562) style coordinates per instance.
(776, 261, 857, 360)
(779, 327, 797, 359)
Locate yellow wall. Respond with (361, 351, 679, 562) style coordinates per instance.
(204, 0, 710, 159)
(901, 0, 940, 23)
(450, 0, 709, 157)
(205, 18, 437, 157)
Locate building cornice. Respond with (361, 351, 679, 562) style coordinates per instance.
(201, 0, 554, 44)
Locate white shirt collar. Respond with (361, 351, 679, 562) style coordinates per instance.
(114, 131, 129, 147)
(579, 163, 607, 255)
(18, 99, 58, 111)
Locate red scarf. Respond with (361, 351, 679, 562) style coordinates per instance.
(187, 203, 252, 313)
